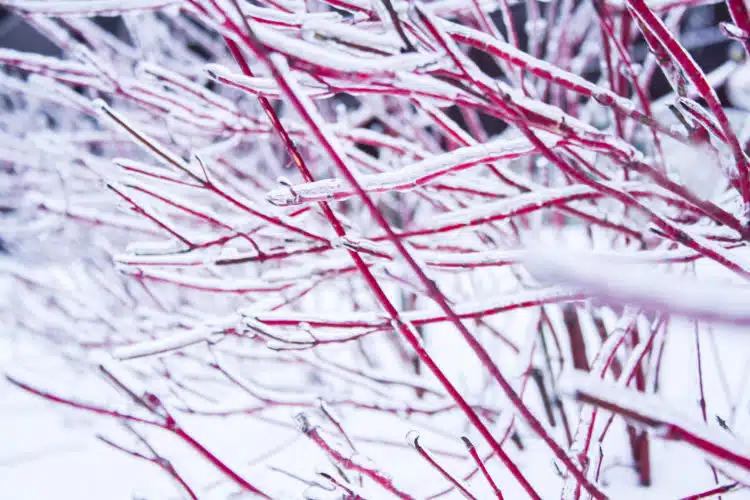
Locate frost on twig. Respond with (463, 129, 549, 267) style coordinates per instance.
(563, 372, 750, 484)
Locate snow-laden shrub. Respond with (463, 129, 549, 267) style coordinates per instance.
(2, 0, 750, 498)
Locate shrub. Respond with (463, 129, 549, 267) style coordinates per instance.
(2, 0, 750, 498)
